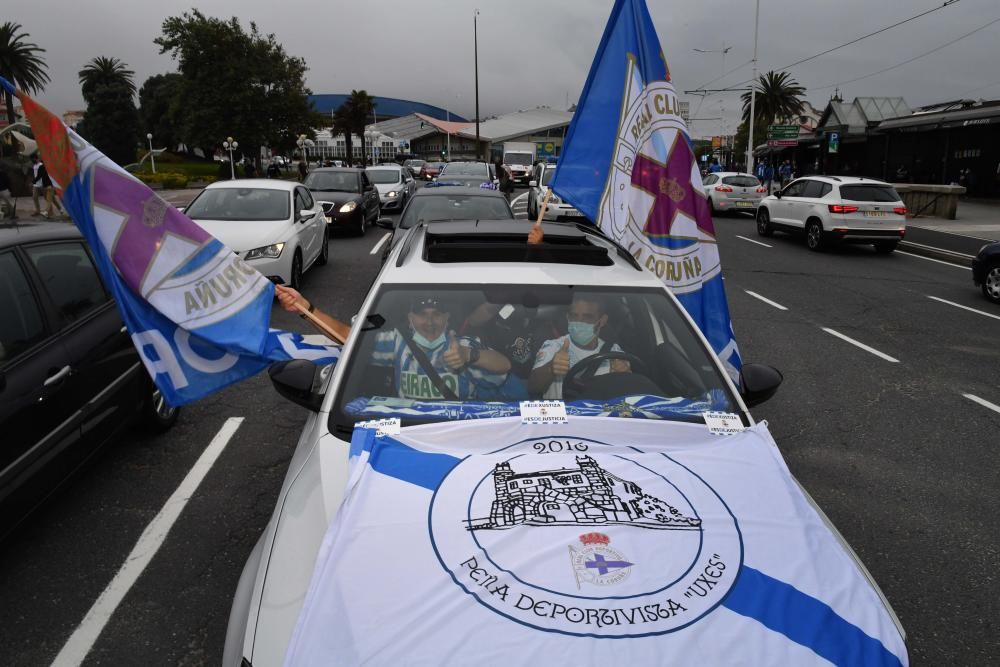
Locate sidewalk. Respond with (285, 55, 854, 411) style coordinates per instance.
(2, 186, 204, 221)
(902, 198, 999, 263)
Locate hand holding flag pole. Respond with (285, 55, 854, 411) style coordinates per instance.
(292, 301, 347, 344)
(528, 190, 551, 245)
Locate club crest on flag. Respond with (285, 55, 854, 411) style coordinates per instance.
(429, 435, 742, 637)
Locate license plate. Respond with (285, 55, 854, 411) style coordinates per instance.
(735, 201, 754, 207)
(864, 211, 887, 217)
(325, 216, 333, 223)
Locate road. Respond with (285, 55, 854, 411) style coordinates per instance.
(0, 199, 997, 665)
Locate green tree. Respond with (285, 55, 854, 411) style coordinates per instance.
(155, 10, 324, 165)
(0, 22, 50, 125)
(344, 89, 375, 165)
(740, 70, 805, 129)
(76, 56, 139, 165)
(138, 73, 182, 151)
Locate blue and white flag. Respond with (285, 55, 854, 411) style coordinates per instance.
(3, 77, 339, 406)
(286, 418, 907, 666)
(550, 0, 741, 380)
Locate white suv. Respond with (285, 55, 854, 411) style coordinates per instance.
(756, 176, 907, 253)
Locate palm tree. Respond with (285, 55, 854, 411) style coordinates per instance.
(0, 22, 50, 125)
(741, 70, 805, 129)
(332, 105, 353, 166)
(79, 56, 136, 101)
(345, 89, 375, 165)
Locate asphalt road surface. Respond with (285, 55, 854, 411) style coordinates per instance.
(0, 205, 997, 665)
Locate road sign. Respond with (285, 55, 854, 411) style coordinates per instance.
(712, 136, 722, 149)
(828, 131, 840, 154)
(767, 124, 799, 140)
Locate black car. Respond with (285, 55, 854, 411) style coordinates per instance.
(972, 240, 1000, 304)
(0, 222, 177, 537)
(380, 185, 515, 264)
(304, 168, 381, 236)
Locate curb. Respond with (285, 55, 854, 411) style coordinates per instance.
(898, 239, 974, 266)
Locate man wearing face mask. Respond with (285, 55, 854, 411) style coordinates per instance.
(528, 294, 629, 400)
(370, 296, 512, 400)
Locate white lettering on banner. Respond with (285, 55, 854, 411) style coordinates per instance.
(520, 400, 568, 425)
(174, 329, 240, 373)
(430, 436, 742, 636)
(132, 330, 188, 389)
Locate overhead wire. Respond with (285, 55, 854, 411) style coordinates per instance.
(809, 16, 1000, 91)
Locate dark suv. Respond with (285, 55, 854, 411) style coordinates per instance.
(0, 222, 177, 537)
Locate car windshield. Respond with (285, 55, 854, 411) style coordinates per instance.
(442, 163, 488, 177)
(368, 169, 401, 184)
(398, 195, 513, 228)
(185, 188, 290, 221)
(541, 169, 556, 186)
(839, 185, 901, 202)
(329, 284, 739, 435)
(505, 153, 533, 166)
(304, 171, 359, 192)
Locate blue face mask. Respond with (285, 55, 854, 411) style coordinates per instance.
(567, 321, 598, 347)
(413, 330, 447, 350)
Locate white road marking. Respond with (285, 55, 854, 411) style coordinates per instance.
(896, 250, 970, 270)
(510, 192, 528, 207)
(370, 232, 391, 255)
(51, 418, 244, 667)
(744, 290, 788, 310)
(927, 295, 1000, 322)
(902, 240, 975, 257)
(736, 235, 773, 248)
(821, 327, 900, 363)
(963, 393, 1000, 416)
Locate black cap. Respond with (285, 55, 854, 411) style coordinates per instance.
(410, 296, 444, 312)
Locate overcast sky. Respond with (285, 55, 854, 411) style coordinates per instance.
(10, 0, 1000, 138)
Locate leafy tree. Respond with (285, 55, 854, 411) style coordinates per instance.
(0, 21, 50, 125)
(741, 70, 805, 129)
(138, 73, 182, 150)
(344, 89, 375, 165)
(76, 56, 139, 165)
(155, 10, 324, 165)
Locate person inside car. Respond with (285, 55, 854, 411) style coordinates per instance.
(275, 286, 511, 401)
(528, 293, 630, 400)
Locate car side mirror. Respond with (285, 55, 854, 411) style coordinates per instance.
(299, 209, 316, 221)
(376, 217, 394, 229)
(269, 359, 324, 412)
(739, 363, 783, 408)
(529, 180, 538, 187)
(774, 190, 782, 199)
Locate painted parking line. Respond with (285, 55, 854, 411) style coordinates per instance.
(744, 290, 788, 311)
(370, 232, 391, 255)
(896, 250, 970, 270)
(821, 327, 900, 363)
(927, 295, 1000, 322)
(736, 235, 772, 248)
(51, 418, 244, 667)
(963, 393, 1000, 416)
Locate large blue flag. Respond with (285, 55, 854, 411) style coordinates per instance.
(3, 77, 339, 406)
(551, 0, 741, 380)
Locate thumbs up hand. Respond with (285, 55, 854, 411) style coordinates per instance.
(551, 338, 571, 378)
(443, 331, 466, 371)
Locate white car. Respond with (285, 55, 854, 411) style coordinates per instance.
(702, 171, 767, 215)
(365, 165, 417, 212)
(756, 176, 907, 253)
(527, 162, 586, 222)
(184, 179, 327, 288)
(223, 221, 905, 666)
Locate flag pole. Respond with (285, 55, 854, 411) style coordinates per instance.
(534, 189, 552, 229)
(292, 302, 347, 344)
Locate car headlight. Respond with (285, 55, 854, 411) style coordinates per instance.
(339, 201, 358, 213)
(244, 242, 285, 260)
(386, 191, 399, 198)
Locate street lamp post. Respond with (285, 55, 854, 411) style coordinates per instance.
(474, 8, 481, 161)
(146, 132, 156, 174)
(364, 129, 375, 166)
(222, 137, 238, 179)
(297, 133, 314, 167)
(745, 0, 761, 174)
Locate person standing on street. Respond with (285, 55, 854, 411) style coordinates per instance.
(709, 158, 722, 174)
(778, 160, 792, 188)
(30, 154, 44, 216)
(495, 159, 514, 201)
(0, 168, 15, 219)
(297, 158, 308, 183)
(267, 160, 281, 179)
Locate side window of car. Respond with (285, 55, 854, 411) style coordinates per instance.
(782, 180, 806, 197)
(819, 183, 832, 197)
(299, 187, 315, 209)
(703, 175, 717, 186)
(360, 173, 371, 190)
(799, 180, 825, 198)
(24, 242, 109, 328)
(0, 251, 47, 366)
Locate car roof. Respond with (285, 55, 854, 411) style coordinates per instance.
(713, 172, 756, 178)
(382, 220, 653, 287)
(412, 185, 505, 198)
(207, 178, 299, 191)
(796, 175, 891, 186)
(309, 167, 361, 174)
(0, 221, 83, 249)
(366, 165, 402, 171)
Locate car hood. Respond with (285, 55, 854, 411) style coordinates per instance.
(190, 218, 293, 252)
(310, 191, 362, 207)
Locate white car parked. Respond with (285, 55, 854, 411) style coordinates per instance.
(366, 165, 417, 212)
(756, 176, 907, 253)
(184, 179, 328, 288)
(527, 162, 586, 222)
(702, 172, 767, 215)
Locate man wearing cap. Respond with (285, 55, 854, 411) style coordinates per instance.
(275, 286, 511, 400)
